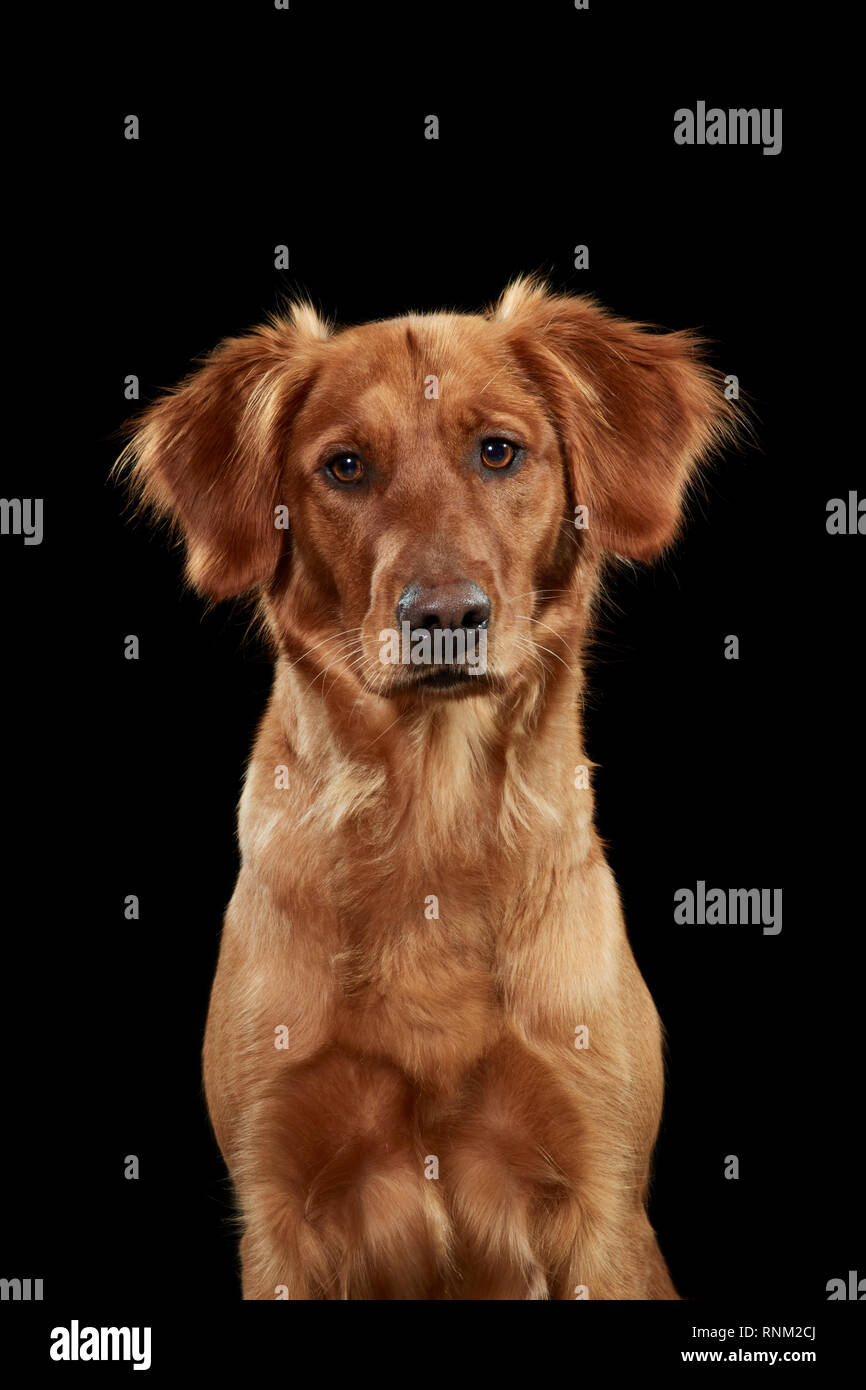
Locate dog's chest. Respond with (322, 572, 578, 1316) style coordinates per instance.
(328, 890, 505, 1087)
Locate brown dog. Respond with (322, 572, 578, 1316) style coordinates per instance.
(121, 277, 732, 1299)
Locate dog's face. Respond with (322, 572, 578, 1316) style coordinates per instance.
(281, 312, 573, 698)
(123, 279, 729, 703)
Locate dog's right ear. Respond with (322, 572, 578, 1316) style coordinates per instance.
(117, 306, 328, 600)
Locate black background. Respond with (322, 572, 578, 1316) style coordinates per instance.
(2, 0, 862, 1361)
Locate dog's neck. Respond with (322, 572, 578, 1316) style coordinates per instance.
(267, 624, 596, 864)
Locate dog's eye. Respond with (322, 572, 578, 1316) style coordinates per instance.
(480, 438, 516, 470)
(327, 453, 365, 484)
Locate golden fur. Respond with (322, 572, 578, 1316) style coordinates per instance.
(119, 277, 733, 1298)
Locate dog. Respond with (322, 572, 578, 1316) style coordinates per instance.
(120, 276, 733, 1299)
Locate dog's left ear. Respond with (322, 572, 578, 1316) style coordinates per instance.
(117, 306, 328, 600)
(494, 278, 735, 561)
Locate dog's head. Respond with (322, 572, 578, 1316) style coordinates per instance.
(121, 278, 732, 703)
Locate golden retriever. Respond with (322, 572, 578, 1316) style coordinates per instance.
(120, 277, 732, 1299)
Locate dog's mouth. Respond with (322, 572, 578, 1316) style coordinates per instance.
(387, 664, 496, 698)
(416, 665, 483, 690)
(365, 618, 496, 698)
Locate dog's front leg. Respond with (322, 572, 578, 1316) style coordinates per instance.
(225, 1050, 451, 1300)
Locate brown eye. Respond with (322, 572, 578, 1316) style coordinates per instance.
(481, 438, 516, 470)
(328, 453, 365, 484)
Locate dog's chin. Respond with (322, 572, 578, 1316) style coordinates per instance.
(377, 666, 498, 700)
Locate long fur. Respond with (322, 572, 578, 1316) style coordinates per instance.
(118, 279, 736, 1299)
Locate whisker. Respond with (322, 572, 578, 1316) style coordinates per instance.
(513, 633, 573, 675)
(365, 710, 407, 748)
(519, 613, 579, 660)
(516, 634, 572, 672)
(302, 639, 365, 697)
(285, 627, 364, 672)
(504, 588, 571, 606)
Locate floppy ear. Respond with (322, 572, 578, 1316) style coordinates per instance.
(118, 306, 327, 600)
(494, 277, 735, 561)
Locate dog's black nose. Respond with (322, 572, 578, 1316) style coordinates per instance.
(396, 581, 491, 634)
